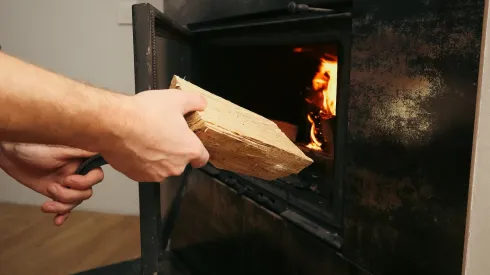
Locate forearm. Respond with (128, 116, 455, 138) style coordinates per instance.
(0, 51, 132, 152)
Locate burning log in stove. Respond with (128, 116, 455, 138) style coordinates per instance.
(302, 52, 338, 157)
(269, 49, 339, 181)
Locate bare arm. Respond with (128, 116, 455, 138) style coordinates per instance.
(0, 51, 130, 152)
(0, 51, 209, 182)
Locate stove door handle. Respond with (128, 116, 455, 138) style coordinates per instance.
(75, 154, 108, 175)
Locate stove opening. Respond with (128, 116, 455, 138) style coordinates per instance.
(193, 39, 345, 241)
(198, 42, 338, 197)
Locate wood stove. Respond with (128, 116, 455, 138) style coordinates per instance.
(130, 1, 484, 275)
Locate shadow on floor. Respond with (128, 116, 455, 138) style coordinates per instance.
(73, 258, 141, 275)
(73, 253, 191, 275)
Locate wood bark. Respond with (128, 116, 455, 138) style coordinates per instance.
(170, 75, 313, 180)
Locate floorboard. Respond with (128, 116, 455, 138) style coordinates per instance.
(0, 202, 140, 275)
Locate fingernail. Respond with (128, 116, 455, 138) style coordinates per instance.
(45, 204, 55, 211)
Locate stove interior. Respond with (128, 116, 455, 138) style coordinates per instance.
(193, 39, 346, 232)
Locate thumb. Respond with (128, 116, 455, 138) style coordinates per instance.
(180, 92, 207, 115)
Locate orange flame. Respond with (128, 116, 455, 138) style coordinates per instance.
(306, 53, 338, 150)
(307, 113, 322, 150)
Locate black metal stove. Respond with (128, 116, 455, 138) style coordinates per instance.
(132, 0, 352, 270)
(182, 2, 352, 244)
(127, 1, 485, 275)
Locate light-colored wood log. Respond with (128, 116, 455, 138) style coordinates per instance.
(271, 120, 298, 142)
(170, 75, 313, 180)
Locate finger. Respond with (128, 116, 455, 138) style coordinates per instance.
(62, 167, 104, 190)
(188, 133, 210, 168)
(58, 148, 98, 161)
(41, 200, 79, 215)
(47, 183, 93, 203)
(54, 212, 70, 226)
(7, 143, 97, 161)
(41, 144, 98, 160)
(190, 145, 209, 168)
(180, 92, 207, 114)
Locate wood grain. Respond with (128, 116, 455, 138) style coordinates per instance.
(0, 203, 140, 275)
(171, 75, 313, 180)
(271, 120, 298, 142)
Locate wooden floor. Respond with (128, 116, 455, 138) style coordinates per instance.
(0, 202, 141, 275)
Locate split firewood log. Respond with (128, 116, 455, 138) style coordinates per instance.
(170, 75, 313, 180)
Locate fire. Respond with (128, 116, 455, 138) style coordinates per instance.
(307, 113, 323, 150)
(306, 53, 338, 150)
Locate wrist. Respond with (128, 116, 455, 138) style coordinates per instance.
(84, 89, 136, 155)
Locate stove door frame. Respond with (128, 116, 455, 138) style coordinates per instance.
(132, 3, 193, 275)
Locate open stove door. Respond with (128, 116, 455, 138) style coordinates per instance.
(133, 3, 193, 91)
(132, 3, 193, 275)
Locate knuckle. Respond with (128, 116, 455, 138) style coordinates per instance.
(146, 169, 167, 182)
(168, 165, 185, 177)
(153, 167, 168, 181)
(92, 168, 104, 181)
(54, 189, 68, 202)
(57, 206, 68, 214)
(62, 195, 76, 204)
(186, 143, 203, 158)
(85, 189, 93, 200)
(49, 203, 71, 215)
(98, 171, 105, 182)
(41, 205, 53, 214)
(188, 149, 201, 160)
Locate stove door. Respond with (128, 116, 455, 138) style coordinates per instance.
(132, 3, 192, 92)
(131, 3, 193, 275)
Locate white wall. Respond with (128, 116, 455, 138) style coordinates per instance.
(463, 0, 490, 273)
(0, 0, 162, 215)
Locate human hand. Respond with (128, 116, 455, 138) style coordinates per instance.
(0, 142, 104, 225)
(100, 89, 209, 182)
